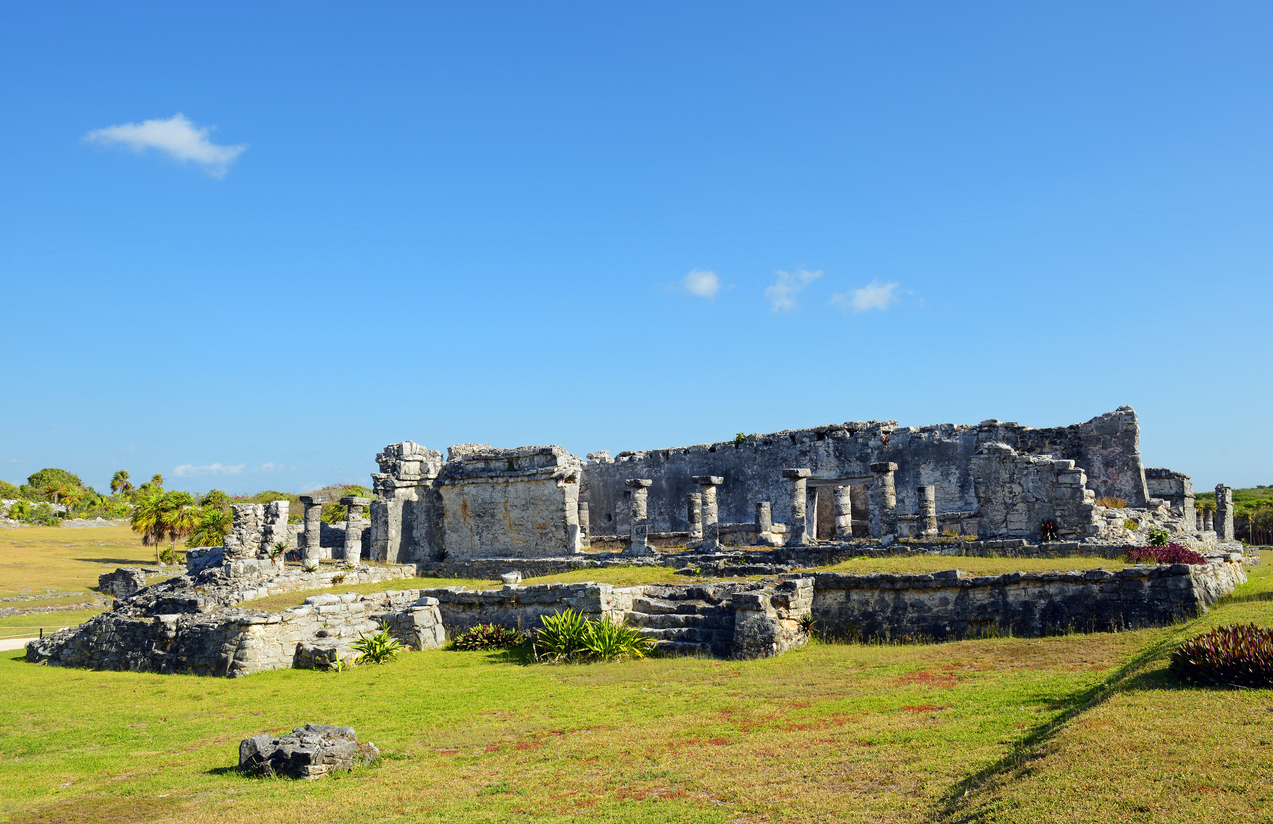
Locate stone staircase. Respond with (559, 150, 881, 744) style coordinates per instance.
(626, 583, 752, 657)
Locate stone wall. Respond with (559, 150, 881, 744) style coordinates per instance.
(416, 582, 637, 635)
(579, 408, 1147, 539)
(1145, 468, 1196, 530)
(26, 588, 444, 677)
(437, 446, 583, 559)
(971, 444, 1100, 540)
(811, 555, 1246, 642)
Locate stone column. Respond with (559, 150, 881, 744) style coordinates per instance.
(833, 486, 853, 541)
(578, 501, 590, 539)
(1216, 485, 1234, 541)
(756, 501, 772, 542)
(687, 492, 703, 541)
(1203, 509, 1214, 532)
(340, 496, 371, 561)
(1195, 510, 1204, 532)
(299, 496, 323, 564)
(782, 469, 811, 546)
(917, 485, 938, 539)
(624, 479, 654, 556)
(692, 476, 724, 552)
(869, 462, 899, 542)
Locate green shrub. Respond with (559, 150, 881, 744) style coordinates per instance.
(1123, 518, 1139, 531)
(452, 623, 525, 651)
(1147, 528, 1170, 547)
(1170, 624, 1273, 687)
(583, 616, 655, 661)
(734, 432, 746, 445)
(351, 624, 404, 665)
(533, 609, 654, 663)
(534, 609, 590, 661)
(25, 502, 59, 527)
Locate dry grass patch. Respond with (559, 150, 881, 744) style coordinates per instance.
(0, 526, 156, 596)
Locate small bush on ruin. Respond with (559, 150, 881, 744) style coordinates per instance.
(1096, 496, 1128, 508)
(1126, 543, 1208, 565)
(1147, 528, 1170, 546)
(1123, 518, 1139, 531)
(352, 623, 404, 665)
(734, 432, 746, 445)
(1170, 623, 1273, 688)
(452, 623, 525, 651)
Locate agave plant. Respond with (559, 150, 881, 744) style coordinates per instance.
(351, 624, 404, 665)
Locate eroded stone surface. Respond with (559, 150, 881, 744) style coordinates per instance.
(239, 724, 377, 779)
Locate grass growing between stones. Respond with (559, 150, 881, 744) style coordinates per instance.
(1, 558, 1269, 824)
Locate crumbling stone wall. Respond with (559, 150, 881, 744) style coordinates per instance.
(971, 444, 1100, 540)
(580, 408, 1147, 539)
(811, 556, 1245, 642)
(26, 588, 443, 677)
(1145, 468, 1196, 530)
(438, 446, 583, 559)
(417, 581, 636, 635)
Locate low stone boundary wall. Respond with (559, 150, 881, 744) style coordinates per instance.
(417, 582, 639, 635)
(811, 555, 1246, 642)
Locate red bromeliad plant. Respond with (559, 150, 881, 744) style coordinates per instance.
(1170, 624, 1273, 687)
(1126, 543, 1208, 565)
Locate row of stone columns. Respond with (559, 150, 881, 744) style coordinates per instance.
(1190, 484, 1234, 541)
(297, 495, 371, 563)
(623, 462, 917, 552)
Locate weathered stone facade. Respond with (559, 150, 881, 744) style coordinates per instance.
(580, 408, 1147, 542)
(813, 555, 1246, 642)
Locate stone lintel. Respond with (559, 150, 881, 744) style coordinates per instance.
(339, 496, 372, 507)
(625, 479, 653, 488)
(870, 462, 899, 473)
(692, 475, 725, 485)
(780, 469, 811, 479)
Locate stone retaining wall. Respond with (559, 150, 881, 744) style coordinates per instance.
(811, 555, 1246, 642)
(417, 582, 638, 635)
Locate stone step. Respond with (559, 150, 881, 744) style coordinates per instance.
(636, 626, 715, 644)
(627, 611, 717, 629)
(652, 640, 713, 657)
(631, 597, 725, 616)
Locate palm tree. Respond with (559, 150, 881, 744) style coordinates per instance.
(61, 487, 84, 516)
(129, 487, 167, 563)
(186, 506, 232, 549)
(162, 492, 199, 564)
(110, 470, 133, 496)
(150, 473, 164, 489)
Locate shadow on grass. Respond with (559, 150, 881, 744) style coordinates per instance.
(933, 627, 1187, 822)
(73, 558, 156, 566)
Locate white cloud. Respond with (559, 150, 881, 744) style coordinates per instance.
(831, 280, 901, 313)
(680, 269, 722, 298)
(84, 113, 247, 177)
(256, 462, 280, 473)
(173, 462, 245, 478)
(764, 269, 823, 312)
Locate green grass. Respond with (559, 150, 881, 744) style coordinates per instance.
(1, 541, 1270, 823)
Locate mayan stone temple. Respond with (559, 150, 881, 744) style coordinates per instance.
(28, 407, 1253, 676)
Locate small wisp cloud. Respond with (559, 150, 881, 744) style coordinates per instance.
(681, 269, 722, 298)
(173, 462, 245, 478)
(764, 269, 823, 312)
(831, 279, 901, 313)
(85, 113, 247, 177)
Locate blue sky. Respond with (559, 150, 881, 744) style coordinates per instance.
(1, 2, 1270, 496)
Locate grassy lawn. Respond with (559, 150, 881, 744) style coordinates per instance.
(0, 525, 159, 597)
(1, 537, 1268, 823)
(816, 555, 1130, 575)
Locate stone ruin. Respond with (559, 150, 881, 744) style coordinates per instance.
(25, 406, 1258, 678)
